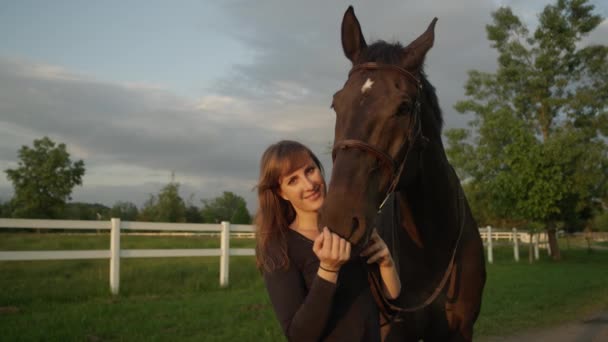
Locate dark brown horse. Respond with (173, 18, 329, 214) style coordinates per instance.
(319, 7, 486, 342)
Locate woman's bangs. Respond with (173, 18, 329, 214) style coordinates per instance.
(278, 149, 312, 179)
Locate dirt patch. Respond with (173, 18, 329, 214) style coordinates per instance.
(0, 306, 20, 314)
(481, 311, 608, 342)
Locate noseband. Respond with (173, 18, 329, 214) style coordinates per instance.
(331, 62, 425, 212)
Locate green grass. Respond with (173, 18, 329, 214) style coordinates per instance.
(476, 248, 608, 338)
(1, 233, 607, 341)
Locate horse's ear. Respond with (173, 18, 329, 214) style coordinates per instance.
(402, 18, 438, 71)
(341, 6, 367, 64)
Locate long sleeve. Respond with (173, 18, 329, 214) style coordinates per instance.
(263, 265, 337, 341)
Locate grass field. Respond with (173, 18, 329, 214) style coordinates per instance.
(1, 233, 607, 341)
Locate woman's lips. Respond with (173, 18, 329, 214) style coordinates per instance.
(305, 187, 322, 200)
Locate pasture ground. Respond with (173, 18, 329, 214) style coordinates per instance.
(1, 233, 607, 341)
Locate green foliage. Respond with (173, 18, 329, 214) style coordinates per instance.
(0, 199, 12, 218)
(138, 183, 187, 222)
(64, 202, 110, 220)
(590, 210, 608, 232)
(5, 137, 85, 219)
(201, 191, 252, 224)
(138, 195, 157, 222)
(156, 183, 186, 222)
(446, 0, 608, 232)
(184, 205, 203, 223)
(183, 195, 203, 223)
(110, 201, 139, 221)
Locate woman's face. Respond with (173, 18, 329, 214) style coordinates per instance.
(278, 155, 325, 215)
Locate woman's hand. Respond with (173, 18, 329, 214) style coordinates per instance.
(361, 229, 401, 299)
(313, 227, 351, 272)
(360, 229, 394, 268)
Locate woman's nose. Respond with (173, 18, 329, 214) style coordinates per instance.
(303, 175, 315, 189)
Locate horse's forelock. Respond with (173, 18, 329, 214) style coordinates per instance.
(360, 41, 444, 136)
(360, 41, 404, 64)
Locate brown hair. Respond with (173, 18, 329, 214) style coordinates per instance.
(255, 140, 325, 273)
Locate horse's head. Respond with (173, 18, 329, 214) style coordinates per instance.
(319, 7, 438, 249)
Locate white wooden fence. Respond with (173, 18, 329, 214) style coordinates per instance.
(479, 226, 551, 264)
(0, 218, 255, 294)
(0, 219, 552, 294)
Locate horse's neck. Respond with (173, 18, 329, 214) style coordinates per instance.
(399, 144, 461, 253)
(397, 194, 424, 249)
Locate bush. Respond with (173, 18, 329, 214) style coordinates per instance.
(590, 211, 608, 232)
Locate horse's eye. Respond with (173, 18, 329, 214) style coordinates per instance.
(396, 100, 412, 116)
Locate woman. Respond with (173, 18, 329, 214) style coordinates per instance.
(255, 140, 401, 341)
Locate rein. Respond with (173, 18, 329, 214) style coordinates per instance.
(371, 182, 465, 320)
(331, 62, 465, 318)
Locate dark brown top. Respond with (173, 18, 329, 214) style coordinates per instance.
(263, 229, 380, 342)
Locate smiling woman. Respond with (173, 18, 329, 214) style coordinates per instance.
(254, 140, 400, 341)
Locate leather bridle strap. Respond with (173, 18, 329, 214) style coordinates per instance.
(349, 62, 419, 84)
(332, 139, 396, 180)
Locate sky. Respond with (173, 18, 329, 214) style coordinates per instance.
(0, 0, 607, 213)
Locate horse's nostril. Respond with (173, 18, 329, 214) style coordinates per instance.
(351, 217, 359, 233)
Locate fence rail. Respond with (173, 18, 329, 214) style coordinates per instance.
(0, 218, 254, 294)
(1, 219, 557, 293)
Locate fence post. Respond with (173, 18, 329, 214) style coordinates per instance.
(220, 221, 230, 288)
(534, 233, 540, 260)
(110, 218, 121, 295)
(512, 227, 519, 262)
(487, 225, 493, 264)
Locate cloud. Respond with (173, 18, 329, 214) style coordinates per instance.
(0, 56, 301, 210)
(211, 0, 504, 131)
(1, 0, 606, 213)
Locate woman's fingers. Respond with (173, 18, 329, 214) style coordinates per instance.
(345, 241, 351, 260)
(367, 249, 388, 264)
(314, 227, 354, 268)
(322, 227, 332, 253)
(360, 242, 382, 257)
(371, 229, 380, 240)
(331, 232, 340, 259)
(313, 230, 324, 253)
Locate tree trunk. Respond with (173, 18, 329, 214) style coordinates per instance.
(547, 226, 561, 261)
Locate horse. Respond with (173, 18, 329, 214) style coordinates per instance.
(318, 7, 486, 341)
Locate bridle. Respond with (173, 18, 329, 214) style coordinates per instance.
(331, 62, 466, 318)
(331, 62, 425, 214)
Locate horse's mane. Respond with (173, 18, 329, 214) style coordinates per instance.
(360, 41, 444, 137)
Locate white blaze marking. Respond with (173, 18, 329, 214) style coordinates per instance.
(361, 78, 374, 94)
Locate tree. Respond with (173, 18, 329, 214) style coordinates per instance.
(201, 191, 251, 224)
(138, 195, 158, 222)
(110, 201, 139, 221)
(447, 0, 608, 260)
(184, 195, 203, 223)
(156, 182, 186, 222)
(5, 137, 85, 219)
(64, 202, 110, 220)
(185, 204, 203, 223)
(590, 209, 608, 232)
(138, 182, 186, 222)
(0, 199, 12, 218)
